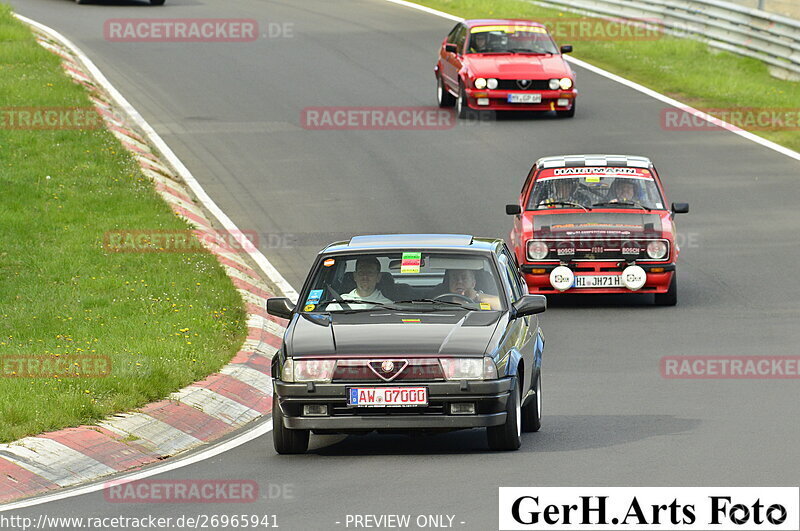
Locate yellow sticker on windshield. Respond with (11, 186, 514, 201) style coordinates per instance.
(471, 25, 547, 34)
(303, 304, 316, 312)
(586, 176, 601, 182)
(480, 303, 491, 310)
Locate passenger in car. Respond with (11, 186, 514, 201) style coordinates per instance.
(341, 257, 393, 305)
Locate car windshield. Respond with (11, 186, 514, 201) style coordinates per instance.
(527, 168, 666, 211)
(299, 252, 506, 312)
(467, 25, 558, 54)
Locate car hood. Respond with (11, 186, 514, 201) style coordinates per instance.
(286, 311, 502, 358)
(464, 54, 569, 78)
(532, 212, 664, 238)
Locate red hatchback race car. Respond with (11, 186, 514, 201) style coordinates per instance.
(507, 155, 689, 305)
(435, 19, 576, 118)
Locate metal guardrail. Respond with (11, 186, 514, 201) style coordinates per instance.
(528, 0, 800, 80)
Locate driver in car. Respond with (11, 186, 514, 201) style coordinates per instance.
(447, 269, 501, 310)
(469, 32, 489, 53)
(609, 179, 638, 203)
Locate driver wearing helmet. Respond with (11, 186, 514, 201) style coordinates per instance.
(469, 32, 489, 53)
(609, 178, 639, 203)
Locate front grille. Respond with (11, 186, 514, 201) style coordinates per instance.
(530, 238, 669, 262)
(495, 79, 551, 91)
(332, 359, 444, 382)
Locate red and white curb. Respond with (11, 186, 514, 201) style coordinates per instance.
(0, 18, 294, 505)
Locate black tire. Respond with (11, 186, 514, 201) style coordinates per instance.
(151, 0, 166, 4)
(437, 76, 456, 107)
(654, 271, 678, 306)
(556, 100, 576, 118)
(455, 83, 471, 119)
(487, 376, 522, 451)
(522, 371, 542, 433)
(75, 0, 89, 4)
(272, 394, 309, 454)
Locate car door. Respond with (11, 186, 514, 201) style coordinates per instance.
(441, 24, 466, 89)
(498, 248, 535, 395)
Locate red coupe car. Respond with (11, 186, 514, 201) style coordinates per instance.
(435, 19, 576, 118)
(507, 155, 689, 305)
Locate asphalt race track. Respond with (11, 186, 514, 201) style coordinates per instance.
(6, 0, 800, 529)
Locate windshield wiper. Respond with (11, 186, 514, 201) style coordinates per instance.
(591, 200, 651, 211)
(537, 201, 591, 212)
(318, 298, 398, 312)
(393, 298, 477, 309)
(509, 48, 552, 54)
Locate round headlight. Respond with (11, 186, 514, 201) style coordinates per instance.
(486, 78, 498, 89)
(646, 241, 668, 259)
(527, 240, 549, 260)
(474, 77, 487, 89)
(559, 77, 573, 90)
(548, 78, 560, 90)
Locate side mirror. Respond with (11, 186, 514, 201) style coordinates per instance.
(266, 297, 295, 319)
(560, 45, 573, 54)
(672, 202, 689, 214)
(511, 294, 547, 318)
(506, 204, 522, 215)
(444, 43, 458, 54)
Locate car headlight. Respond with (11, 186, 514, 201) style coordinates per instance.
(486, 78, 498, 89)
(527, 240, 549, 260)
(474, 77, 487, 89)
(283, 359, 336, 383)
(646, 240, 668, 260)
(440, 357, 497, 380)
(548, 78, 560, 90)
(559, 77, 573, 90)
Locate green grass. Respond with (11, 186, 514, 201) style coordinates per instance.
(0, 5, 247, 443)
(420, 0, 800, 152)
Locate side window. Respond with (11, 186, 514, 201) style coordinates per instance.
(521, 165, 537, 194)
(446, 24, 460, 44)
(497, 253, 523, 302)
(454, 26, 467, 53)
(502, 247, 524, 300)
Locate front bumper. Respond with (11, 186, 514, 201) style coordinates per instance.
(464, 87, 576, 111)
(274, 378, 513, 431)
(522, 262, 675, 294)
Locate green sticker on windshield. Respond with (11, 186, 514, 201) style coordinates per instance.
(401, 252, 421, 274)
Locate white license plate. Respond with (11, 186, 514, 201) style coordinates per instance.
(574, 275, 623, 288)
(348, 387, 428, 407)
(507, 93, 542, 103)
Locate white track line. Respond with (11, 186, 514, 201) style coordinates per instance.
(381, 0, 800, 163)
